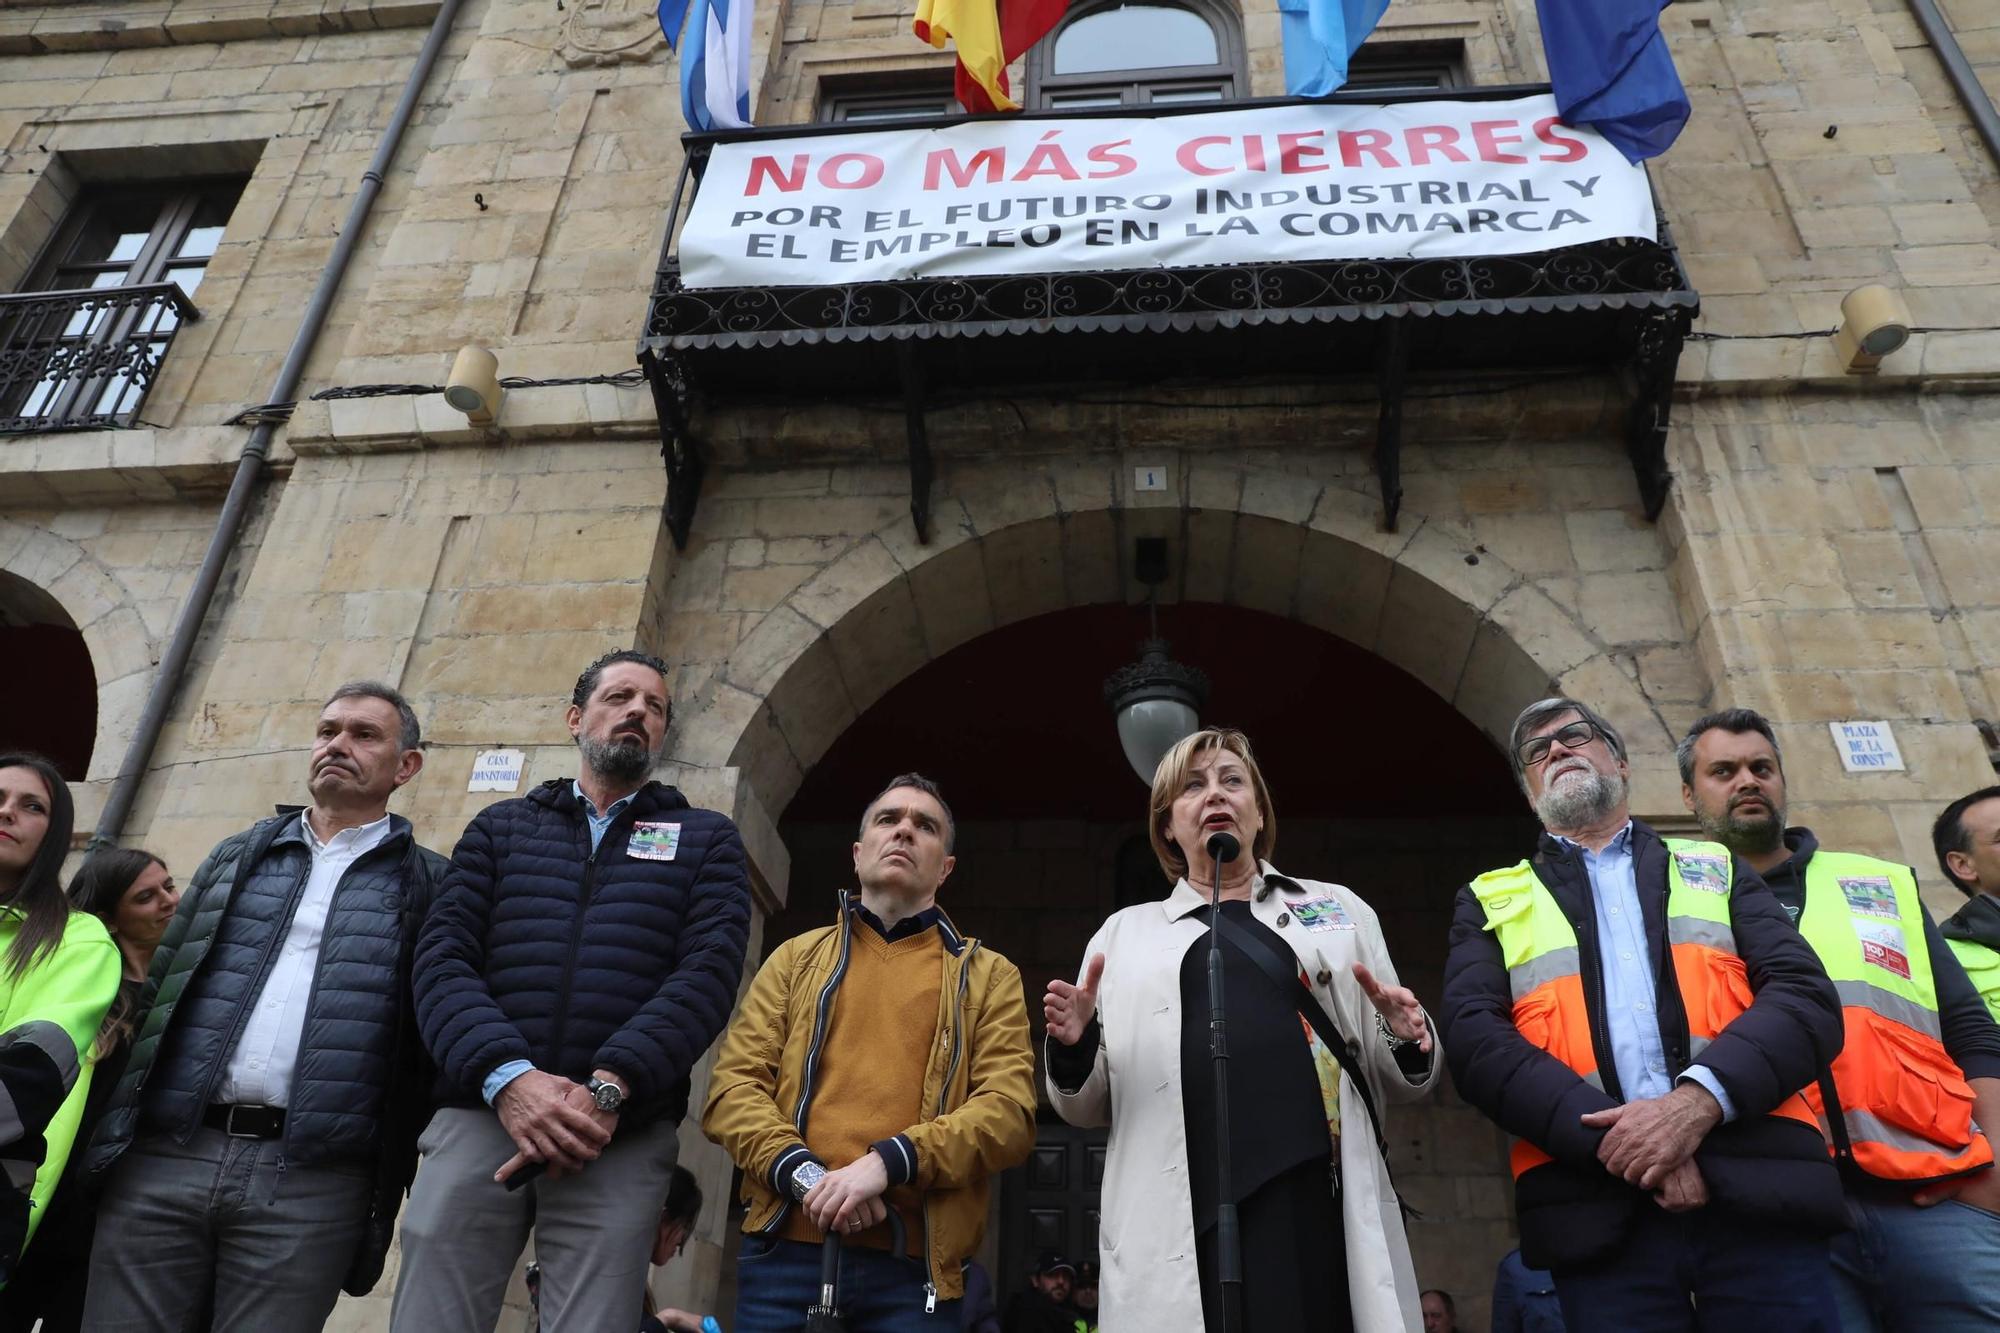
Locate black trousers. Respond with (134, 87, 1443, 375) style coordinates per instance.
(1194, 1157, 1351, 1333)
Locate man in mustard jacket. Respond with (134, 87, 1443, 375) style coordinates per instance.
(703, 773, 1036, 1331)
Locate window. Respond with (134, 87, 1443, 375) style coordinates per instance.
(1028, 0, 1244, 109)
(1, 178, 243, 433)
(818, 72, 958, 124)
(1340, 41, 1467, 95)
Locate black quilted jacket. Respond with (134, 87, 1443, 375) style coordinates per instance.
(414, 778, 750, 1129)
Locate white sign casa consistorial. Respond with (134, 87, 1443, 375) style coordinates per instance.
(469, 748, 526, 793)
(1830, 721, 1906, 773)
(679, 93, 1655, 289)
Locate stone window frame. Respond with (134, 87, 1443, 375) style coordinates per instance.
(0, 104, 320, 438)
(1025, 0, 1247, 110)
(6, 177, 249, 432)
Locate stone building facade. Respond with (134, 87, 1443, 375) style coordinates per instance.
(2, 0, 1997, 1327)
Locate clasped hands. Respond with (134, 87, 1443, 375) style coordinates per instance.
(802, 1151, 892, 1235)
(1579, 1082, 1723, 1213)
(493, 1069, 621, 1185)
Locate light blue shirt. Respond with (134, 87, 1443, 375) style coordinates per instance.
(480, 782, 639, 1105)
(1560, 824, 1736, 1121)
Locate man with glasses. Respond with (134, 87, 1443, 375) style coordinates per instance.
(1441, 697, 1846, 1330)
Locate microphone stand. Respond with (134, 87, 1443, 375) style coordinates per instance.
(1206, 832, 1243, 1333)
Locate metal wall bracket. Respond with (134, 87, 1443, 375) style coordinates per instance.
(641, 346, 706, 550)
(898, 344, 934, 545)
(1626, 309, 1690, 521)
(1374, 317, 1410, 532)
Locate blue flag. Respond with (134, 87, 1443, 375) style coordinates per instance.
(658, 0, 690, 47)
(680, 0, 753, 132)
(1278, 0, 1390, 98)
(1536, 0, 1689, 163)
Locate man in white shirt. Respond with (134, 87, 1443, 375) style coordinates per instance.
(81, 681, 449, 1331)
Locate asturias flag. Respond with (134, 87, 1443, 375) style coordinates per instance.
(680, 0, 753, 132)
(915, 0, 1069, 114)
(1278, 0, 1390, 98)
(1535, 0, 1689, 163)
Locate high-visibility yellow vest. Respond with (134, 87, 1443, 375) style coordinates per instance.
(1796, 851, 1994, 1182)
(1946, 935, 2000, 1024)
(1471, 838, 1819, 1179)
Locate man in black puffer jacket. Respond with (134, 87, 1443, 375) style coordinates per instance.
(391, 649, 750, 1333)
(80, 681, 446, 1331)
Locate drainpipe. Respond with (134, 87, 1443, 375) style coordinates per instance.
(1907, 0, 2000, 170)
(91, 0, 467, 847)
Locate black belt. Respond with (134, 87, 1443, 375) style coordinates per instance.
(203, 1103, 286, 1139)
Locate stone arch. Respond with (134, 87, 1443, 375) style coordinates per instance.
(675, 460, 1671, 828)
(0, 519, 158, 784)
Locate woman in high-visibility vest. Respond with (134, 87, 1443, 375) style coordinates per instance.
(0, 753, 121, 1293)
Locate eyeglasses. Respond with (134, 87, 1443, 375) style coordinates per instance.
(1517, 719, 1604, 767)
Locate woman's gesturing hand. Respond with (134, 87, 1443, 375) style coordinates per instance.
(1044, 953, 1106, 1046)
(1352, 961, 1433, 1054)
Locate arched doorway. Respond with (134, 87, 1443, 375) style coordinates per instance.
(0, 571, 97, 779)
(754, 601, 1536, 1323)
(669, 461, 1680, 1330)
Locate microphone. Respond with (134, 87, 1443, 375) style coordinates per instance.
(1206, 830, 1240, 865)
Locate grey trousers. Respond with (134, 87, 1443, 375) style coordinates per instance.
(389, 1106, 679, 1333)
(80, 1126, 373, 1332)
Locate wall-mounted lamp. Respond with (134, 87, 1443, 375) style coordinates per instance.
(444, 344, 504, 424)
(1103, 538, 1210, 785)
(1833, 284, 1911, 374)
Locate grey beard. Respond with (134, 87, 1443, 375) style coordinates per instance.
(1535, 764, 1626, 832)
(1695, 801, 1785, 856)
(579, 732, 658, 783)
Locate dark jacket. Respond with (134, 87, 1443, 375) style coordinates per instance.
(1441, 819, 1846, 1269)
(1764, 828, 2000, 1082)
(1001, 1285, 1075, 1333)
(1944, 894, 2000, 954)
(81, 810, 446, 1295)
(415, 779, 750, 1129)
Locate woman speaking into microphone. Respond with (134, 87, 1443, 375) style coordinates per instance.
(1043, 728, 1437, 1333)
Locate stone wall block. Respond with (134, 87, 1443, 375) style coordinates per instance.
(756, 632, 852, 784)
(720, 604, 823, 699)
(982, 518, 1065, 629)
(1060, 507, 1121, 609)
(1376, 564, 1480, 703)
(907, 539, 994, 660)
(1293, 529, 1392, 649)
(824, 575, 927, 717)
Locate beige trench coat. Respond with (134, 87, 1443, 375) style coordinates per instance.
(1048, 863, 1438, 1333)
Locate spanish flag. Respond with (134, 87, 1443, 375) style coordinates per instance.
(914, 0, 1068, 113)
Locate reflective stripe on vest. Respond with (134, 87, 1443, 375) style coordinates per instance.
(1472, 840, 1818, 1180)
(1797, 851, 1994, 1182)
(1946, 936, 2000, 1025)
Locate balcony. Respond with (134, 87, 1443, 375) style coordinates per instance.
(639, 85, 1698, 545)
(0, 282, 201, 435)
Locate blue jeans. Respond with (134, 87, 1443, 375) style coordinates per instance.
(1551, 1205, 1840, 1332)
(732, 1235, 960, 1333)
(1831, 1189, 2000, 1332)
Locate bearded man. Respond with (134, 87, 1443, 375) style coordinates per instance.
(1440, 697, 1845, 1332)
(1679, 708, 2000, 1333)
(392, 649, 751, 1333)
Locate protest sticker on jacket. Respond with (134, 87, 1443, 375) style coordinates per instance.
(678, 93, 1655, 289)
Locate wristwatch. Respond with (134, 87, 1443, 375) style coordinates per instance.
(587, 1076, 626, 1113)
(789, 1160, 828, 1202)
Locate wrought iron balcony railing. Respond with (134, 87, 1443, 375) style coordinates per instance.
(0, 282, 201, 435)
